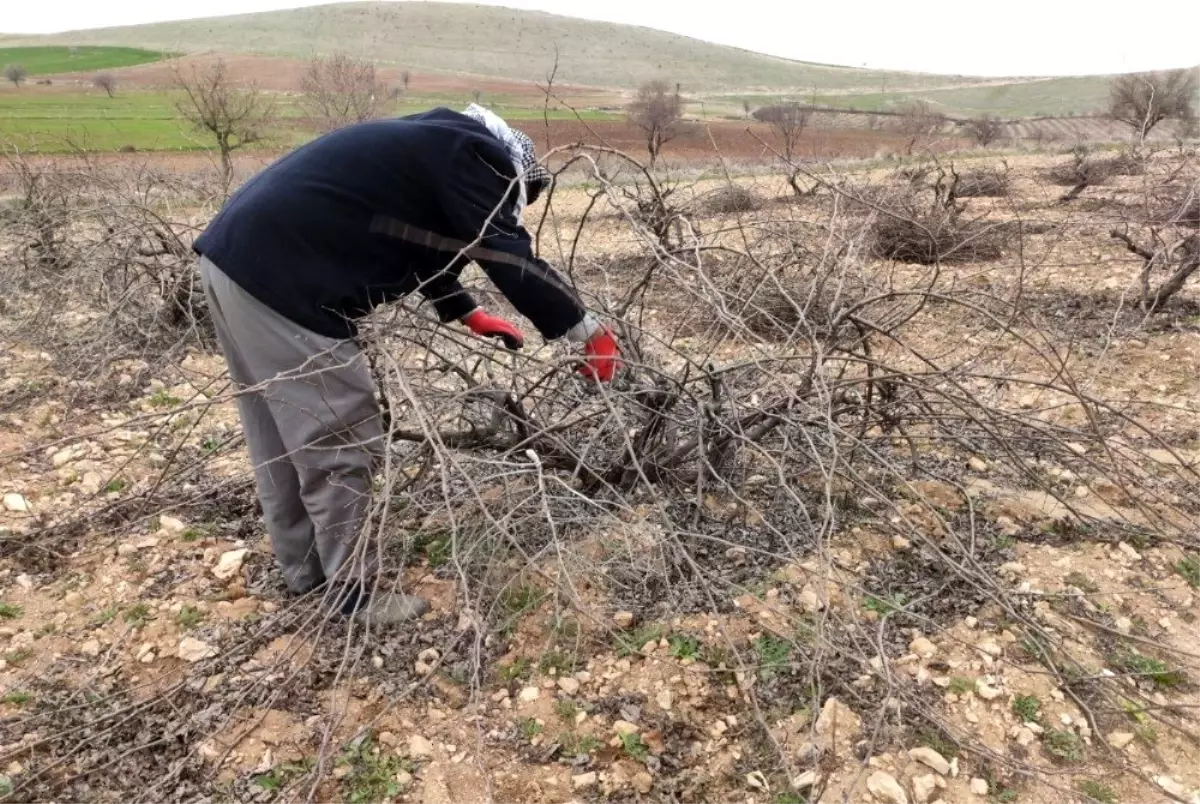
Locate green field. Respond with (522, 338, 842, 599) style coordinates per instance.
(0, 91, 209, 151)
(0, 46, 166, 76)
(0, 88, 618, 153)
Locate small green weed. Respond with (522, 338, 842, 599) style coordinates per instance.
(1077, 780, 1118, 804)
(538, 650, 575, 676)
(3, 648, 33, 666)
(201, 436, 220, 453)
(1118, 700, 1156, 744)
(0, 603, 22, 620)
(1063, 571, 1100, 594)
(993, 533, 1016, 550)
(914, 727, 959, 759)
(947, 676, 975, 694)
(124, 603, 153, 626)
(863, 592, 907, 615)
(549, 615, 579, 642)
(555, 699, 580, 721)
(1041, 518, 1092, 539)
(1111, 649, 1186, 688)
(178, 523, 215, 542)
(409, 528, 451, 567)
(1, 691, 31, 705)
(519, 718, 543, 741)
(1043, 728, 1084, 763)
(774, 793, 807, 804)
(620, 731, 649, 763)
(793, 616, 817, 645)
(498, 657, 531, 682)
(701, 644, 738, 685)
(501, 583, 545, 617)
(104, 478, 127, 493)
(1125, 529, 1151, 550)
(339, 734, 409, 804)
(559, 732, 602, 758)
(1011, 694, 1041, 722)
(176, 605, 205, 629)
(668, 633, 701, 660)
(755, 634, 793, 678)
(148, 389, 181, 408)
(1175, 555, 1199, 589)
(0, 776, 11, 796)
(94, 605, 119, 625)
(614, 624, 664, 658)
(253, 758, 313, 792)
(991, 787, 1019, 804)
(1019, 634, 1053, 666)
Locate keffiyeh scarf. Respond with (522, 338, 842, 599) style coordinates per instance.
(463, 103, 551, 215)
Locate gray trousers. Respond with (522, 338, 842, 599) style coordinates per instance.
(199, 256, 382, 594)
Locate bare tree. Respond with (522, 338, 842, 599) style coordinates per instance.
(894, 100, 945, 155)
(400, 70, 411, 92)
(471, 89, 482, 104)
(742, 99, 751, 119)
(300, 52, 382, 131)
(93, 73, 118, 98)
(1113, 228, 1199, 312)
(963, 114, 1004, 147)
(754, 103, 811, 195)
(173, 59, 275, 195)
(4, 64, 27, 87)
(627, 79, 683, 168)
(1109, 69, 1197, 147)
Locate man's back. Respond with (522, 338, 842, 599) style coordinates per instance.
(194, 108, 519, 338)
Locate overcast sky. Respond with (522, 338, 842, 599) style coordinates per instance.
(5, 0, 1198, 76)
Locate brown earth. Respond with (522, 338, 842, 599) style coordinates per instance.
(1, 151, 1197, 804)
(42, 51, 619, 106)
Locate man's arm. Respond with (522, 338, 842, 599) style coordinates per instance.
(435, 140, 591, 341)
(414, 254, 478, 323)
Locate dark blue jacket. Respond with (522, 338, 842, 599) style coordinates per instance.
(193, 108, 585, 340)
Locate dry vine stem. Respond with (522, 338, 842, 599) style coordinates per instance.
(0, 140, 1196, 804)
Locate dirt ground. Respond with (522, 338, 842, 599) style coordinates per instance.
(39, 51, 622, 107)
(0, 123, 962, 189)
(0, 148, 1197, 804)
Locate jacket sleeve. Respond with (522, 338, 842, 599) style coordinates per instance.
(436, 140, 587, 341)
(414, 253, 478, 323)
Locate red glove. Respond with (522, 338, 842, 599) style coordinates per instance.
(577, 327, 621, 383)
(463, 309, 524, 350)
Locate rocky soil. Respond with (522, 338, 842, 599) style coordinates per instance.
(1, 150, 1198, 804)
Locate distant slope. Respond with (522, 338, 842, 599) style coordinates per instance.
(1, 1, 1009, 93)
(0, 45, 166, 75)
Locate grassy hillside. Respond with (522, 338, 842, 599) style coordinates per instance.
(0, 45, 165, 75)
(1, 2, 1005, 93)
(3, 4, 1188, 117)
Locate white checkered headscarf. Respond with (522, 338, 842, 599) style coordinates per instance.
(463, 103, 551, 215)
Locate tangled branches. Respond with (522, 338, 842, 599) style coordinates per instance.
(1, 145, 1196, 804)
(861, 162, 1014, 264)
(0, 151, 218, 393)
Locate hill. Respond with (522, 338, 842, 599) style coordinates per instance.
(0, 2, 1022, 94)
(3, 3, 1193, 117)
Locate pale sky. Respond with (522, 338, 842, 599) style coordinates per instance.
(4, 0, 1198, 77)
